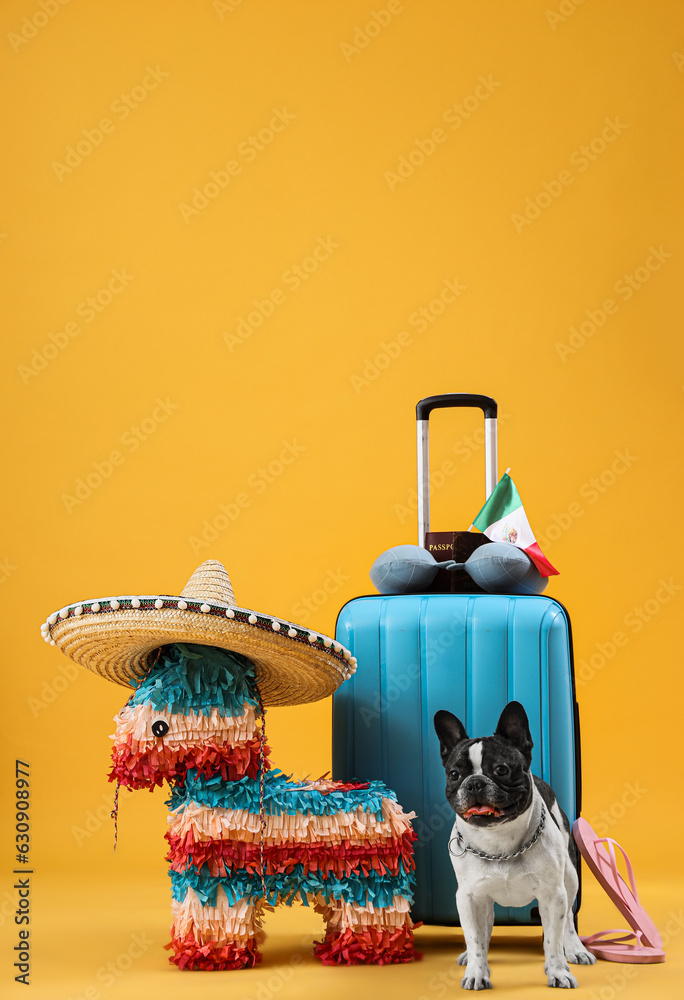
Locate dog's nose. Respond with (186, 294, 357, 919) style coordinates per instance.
(468, 776, 486, 794)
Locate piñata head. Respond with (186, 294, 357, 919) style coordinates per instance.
(110, 643, 264, 789)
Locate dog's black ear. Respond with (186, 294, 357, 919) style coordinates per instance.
(434, 710, 468, 763)
(494, 701, 533, 764)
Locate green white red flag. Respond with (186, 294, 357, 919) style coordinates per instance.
(471, 472, 559, 577)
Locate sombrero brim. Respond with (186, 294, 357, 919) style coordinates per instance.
(41, 594, 356, 707)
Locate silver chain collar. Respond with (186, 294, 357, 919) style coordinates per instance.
(449, 803, 546, 861)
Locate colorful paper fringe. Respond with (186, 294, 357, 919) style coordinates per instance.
(127, 643, 260, 718)
(169, 861, 414, 908)
(167, 768, 401, 819)
(167, 933, 261, 970)
(313, 925, 416, 966)
(110, 736, 263, 788)
(110, 643, 417, 969)
(166, 829, 416, 878)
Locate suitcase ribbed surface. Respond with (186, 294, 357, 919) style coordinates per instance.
(333, 594, 580, 926)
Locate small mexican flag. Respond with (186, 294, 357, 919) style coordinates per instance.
(471, 472, 559, 577)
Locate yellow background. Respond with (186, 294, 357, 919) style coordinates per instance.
(2, 0, 683, 996)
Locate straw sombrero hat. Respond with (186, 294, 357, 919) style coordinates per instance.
(40, 559, 357, 706)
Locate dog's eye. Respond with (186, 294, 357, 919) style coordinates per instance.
(151, 719, 169, 738)
(449, 769, 459, 780)
(494, 764, 509, 776)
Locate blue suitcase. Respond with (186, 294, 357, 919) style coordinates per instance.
(332, 395, 581, 927)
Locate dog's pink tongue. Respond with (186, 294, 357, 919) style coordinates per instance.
(464, 805, 501, 818)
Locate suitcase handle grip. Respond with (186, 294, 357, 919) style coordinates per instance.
(416, 393, 498, 545)
(416, 393, 497, 420)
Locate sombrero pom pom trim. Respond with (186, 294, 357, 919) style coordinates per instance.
(42, 595, 354, 666)
(40, 561, 357, 706)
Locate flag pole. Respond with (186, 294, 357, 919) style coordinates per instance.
(468, 468, 512, 532)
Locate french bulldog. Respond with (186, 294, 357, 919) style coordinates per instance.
(433, 701, 595, 989)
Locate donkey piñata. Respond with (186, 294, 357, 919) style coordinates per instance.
(110, 642, 417, 969)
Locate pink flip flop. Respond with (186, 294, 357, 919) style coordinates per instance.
(573, 818, 664, 957)
(580, 929, 666, 964)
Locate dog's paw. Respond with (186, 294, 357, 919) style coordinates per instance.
(547, 969, 579, 989)
(457, 950, 468, 966)
(565, 945, 596, 965)
(461, 973, 492, 990)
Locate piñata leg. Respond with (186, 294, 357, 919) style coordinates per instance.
(313, 895, 415, 965)
(168, 886, 265, 970)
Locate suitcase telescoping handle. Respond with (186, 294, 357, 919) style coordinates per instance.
(416, 393, 498, 546)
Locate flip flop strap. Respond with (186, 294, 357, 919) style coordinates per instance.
(583, 928, 644, 948)
(595, 835, 640, 906)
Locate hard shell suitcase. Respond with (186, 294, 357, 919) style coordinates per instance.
(332, 394, 581, 926)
